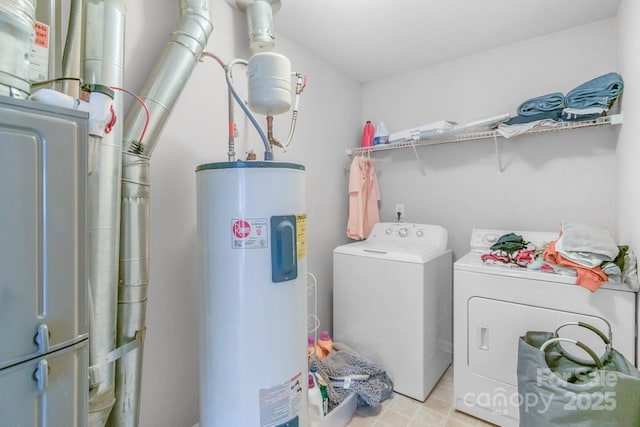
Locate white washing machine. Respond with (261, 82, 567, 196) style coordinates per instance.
(454, 229, 638, 427)
(333, 222, 452, 401)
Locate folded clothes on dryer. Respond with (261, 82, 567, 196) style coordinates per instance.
(480, 225, 639, 292)
(555, 222, 619, 268)
(542, 222, 632, 292)
(543, 239, 609, 292)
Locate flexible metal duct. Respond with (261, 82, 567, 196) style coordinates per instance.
(82, 1, 126, 426)
(109, 1, 213, 426)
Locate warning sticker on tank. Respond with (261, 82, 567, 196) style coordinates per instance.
(231, 218, 269, 249)
(296, 214, 307, 260)
(259, 371, 303, 427)
(29, 21, 49, 82)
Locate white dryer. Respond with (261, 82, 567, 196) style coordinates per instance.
(454, 229, 638, 427)
(333, 222, 452, 401)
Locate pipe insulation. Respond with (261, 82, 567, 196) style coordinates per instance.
(111, 1, 213, 426)
(123, 0, 213, 157)
(82, 1, 126, 426)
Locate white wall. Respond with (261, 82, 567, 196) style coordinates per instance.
(617, 0, 640, 252)
(122, 1, 361, 426)
(362, 19, 620, 259)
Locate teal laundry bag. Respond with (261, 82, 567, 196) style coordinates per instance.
(517, 323, 640, 427)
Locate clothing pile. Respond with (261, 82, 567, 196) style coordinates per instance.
(481, 223, 639, 292)
(497, 72, 624, 138)
(481, 232, 535, 267)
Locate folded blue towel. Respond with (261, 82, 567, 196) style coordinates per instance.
(517, 92, 565, 116)
(505, 109, 562, 125)
(565, 72, 624, 109)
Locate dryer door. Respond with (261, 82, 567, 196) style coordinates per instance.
(468, 297, 613, 386)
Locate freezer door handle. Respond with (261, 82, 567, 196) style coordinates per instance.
(34, 324, 50, 354)
(477, 325, 490, 351)
(33, 359, 49, 391)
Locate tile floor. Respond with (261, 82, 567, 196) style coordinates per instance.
(345, 367, 496, 427)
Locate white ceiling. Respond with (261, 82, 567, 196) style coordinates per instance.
(273, 0, 620, 83)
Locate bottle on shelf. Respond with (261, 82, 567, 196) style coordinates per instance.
(308, 336, 324, 360)
(373, 121, 390, 145)
(317, 330, 334, 358)
(361, 120, 374, 147)
(308, 367, 324, 420)
(312, 365, 329, 416)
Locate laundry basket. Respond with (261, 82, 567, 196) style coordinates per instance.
(517, 322, 640, 427)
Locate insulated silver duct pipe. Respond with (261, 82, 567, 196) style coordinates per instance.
(122, 0, 213, 157)
(82, 1, 126, 426)
(110, 1, 213, 426)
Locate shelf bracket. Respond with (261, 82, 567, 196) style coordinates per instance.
(493, 134, 503, 173)
(411, 144, 427, 177)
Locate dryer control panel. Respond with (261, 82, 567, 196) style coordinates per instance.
(469, 228, 559, 253)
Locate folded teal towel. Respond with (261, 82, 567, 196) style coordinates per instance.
(565, 72, 624, 109)
(517, 92, 565, 116)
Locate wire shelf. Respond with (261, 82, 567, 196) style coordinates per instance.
(346, 114, 623, 157)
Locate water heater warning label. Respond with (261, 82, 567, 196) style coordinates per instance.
(231, 218, 268, 249)
(296, 214, 307, 260)
(29, 21, 49, 82)
(259, 371, 303, 427)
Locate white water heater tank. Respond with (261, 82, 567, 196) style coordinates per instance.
(248, 52, 292, 115)
(196, 161, 308, 427)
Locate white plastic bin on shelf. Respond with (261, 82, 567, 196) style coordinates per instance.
(310, 392, 358, 427)
(194, 393, 357, 427)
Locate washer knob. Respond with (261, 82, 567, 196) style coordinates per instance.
(416, 230, 424, 237)
(399, 228, 408, 237)
(386, 228, 392, 235)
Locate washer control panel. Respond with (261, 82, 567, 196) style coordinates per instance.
(378, 223, 427, 240)
(367, 222, 448, 253)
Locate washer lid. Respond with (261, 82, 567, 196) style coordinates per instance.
(334, 241, 448, 263)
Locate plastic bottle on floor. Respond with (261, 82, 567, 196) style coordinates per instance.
(312, 366, 329, 416)
(317, 330, 334, 358)
(308, 368, 324, 421)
